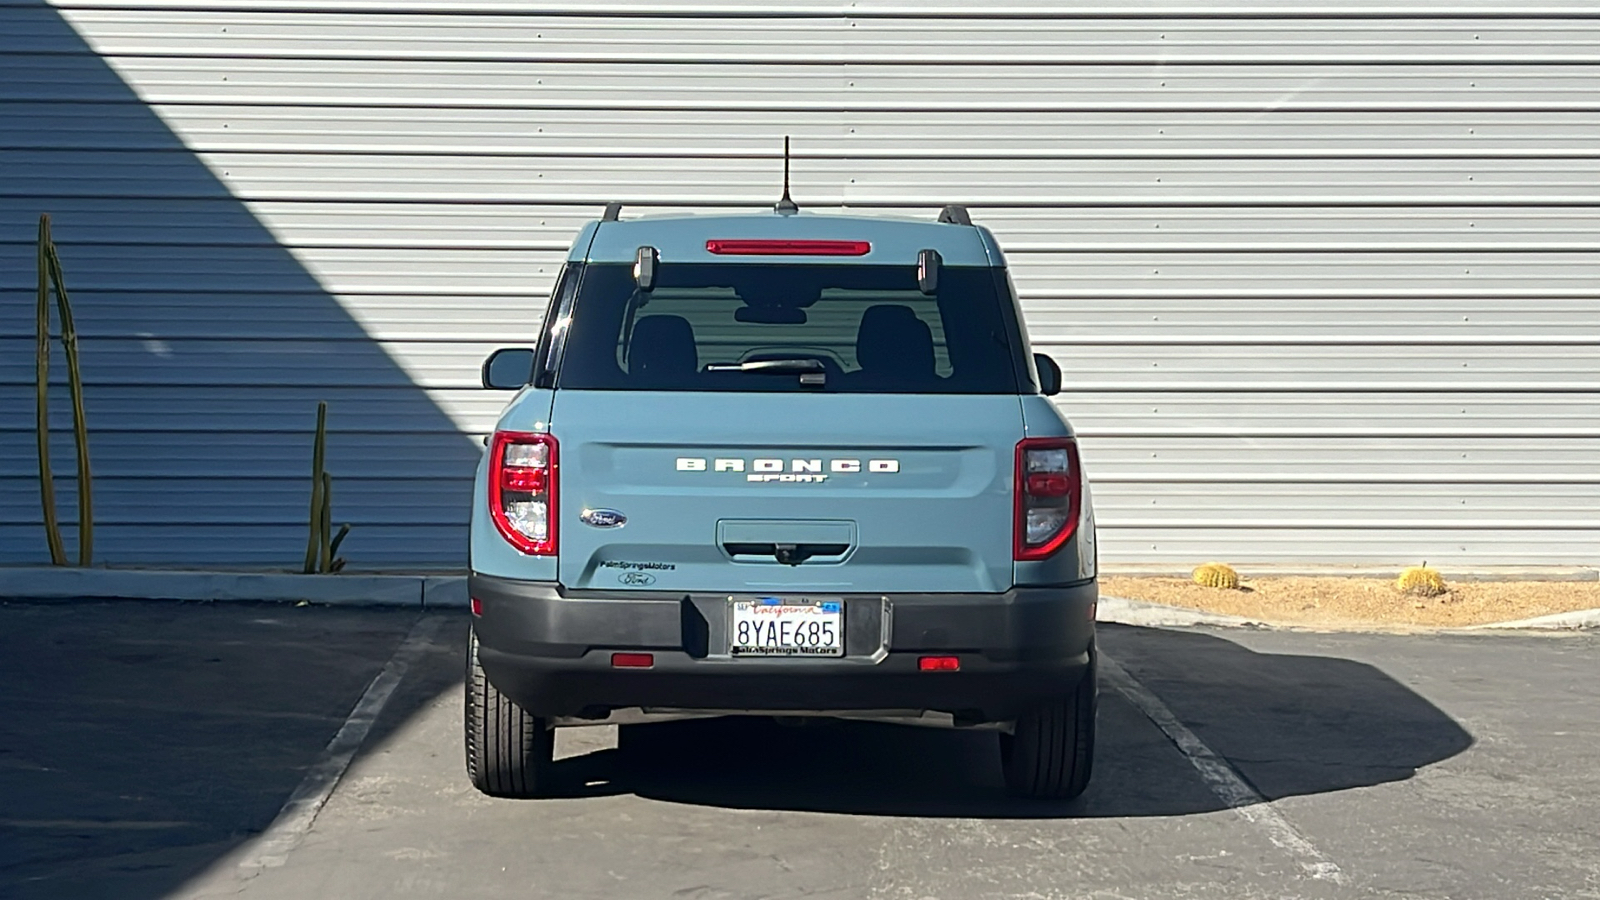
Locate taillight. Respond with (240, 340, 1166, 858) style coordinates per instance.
(1014, 437, 1082, 561)
(488, 431, 557, 555)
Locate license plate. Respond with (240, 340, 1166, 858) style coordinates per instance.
(729, 598, 844, 657)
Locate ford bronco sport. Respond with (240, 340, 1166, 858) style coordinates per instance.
(467, 204, 1097, 799)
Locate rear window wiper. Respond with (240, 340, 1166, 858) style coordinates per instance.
(704, 358, 827, 386)
(705, 358, 823, 374)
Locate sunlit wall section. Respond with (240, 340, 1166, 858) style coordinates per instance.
(17, 0, 1600, 565)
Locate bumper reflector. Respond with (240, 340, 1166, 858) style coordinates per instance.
(611, 652, 655, 669)
(470, 597, 483, 617)
(918, 656, 960, 672)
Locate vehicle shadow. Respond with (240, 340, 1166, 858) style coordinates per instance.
(554, 624, 1474, 818)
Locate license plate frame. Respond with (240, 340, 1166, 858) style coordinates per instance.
(728, 597, 844, 658)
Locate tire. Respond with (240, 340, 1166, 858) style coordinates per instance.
(1000, 645, 1097, 799)
(464, 628, 555, 798)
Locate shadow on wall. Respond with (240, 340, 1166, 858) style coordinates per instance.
(0, 2, 481, 566)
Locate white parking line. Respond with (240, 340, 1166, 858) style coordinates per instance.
(238, 615, 444, 873)
(1100, 654, 1348, 885)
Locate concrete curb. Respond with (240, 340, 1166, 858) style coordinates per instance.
(1470, 608, 1600, 631)
(2, 569, 1593, 631)
(1099, 564, 1600, 583)
(0, 567, 469, 609)
(1096, 596, 1267, 629)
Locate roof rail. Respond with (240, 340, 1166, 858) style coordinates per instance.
(937, 205, 972, 226)
(601, 202, 623, 222)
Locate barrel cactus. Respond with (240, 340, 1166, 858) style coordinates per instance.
(1192, 562, 1240, 590)
(1396, 564, 1446, 598)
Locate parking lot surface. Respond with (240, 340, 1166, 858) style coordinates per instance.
(2, 600, 1596, 900)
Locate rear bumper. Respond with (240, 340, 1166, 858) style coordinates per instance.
(470, 574, 1096, 723)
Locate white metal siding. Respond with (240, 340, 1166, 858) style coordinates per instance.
(2, 0, 1597, 566)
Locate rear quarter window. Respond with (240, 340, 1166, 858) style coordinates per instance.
(555, 263, 1024, 394)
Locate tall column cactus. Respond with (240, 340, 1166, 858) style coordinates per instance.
(35, 217, 66, 565)
(34, 214, 93, 566)
(303, 402, 351, 574)
(304, 402, 328, 573)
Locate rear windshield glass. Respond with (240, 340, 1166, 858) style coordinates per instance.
(555, 263, 1022, 393)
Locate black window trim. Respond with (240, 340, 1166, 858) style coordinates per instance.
(991, 267, 1042, 394)
(532, 263, 584, 389)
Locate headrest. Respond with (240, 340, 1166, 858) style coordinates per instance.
(630, 315, 698, 382)
(856, 304, 935, 376)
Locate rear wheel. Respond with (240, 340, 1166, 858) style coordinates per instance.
(464, 628, 555, 798)
(1000, 646, 1097, 799)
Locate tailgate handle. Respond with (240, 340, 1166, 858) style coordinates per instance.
(722, 542, 849, 565)
(716, 519, 856, 564)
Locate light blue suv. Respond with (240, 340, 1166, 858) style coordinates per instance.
(467, 204, 1097, 799)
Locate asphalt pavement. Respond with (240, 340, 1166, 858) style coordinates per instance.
(1, 600, 1596, 900)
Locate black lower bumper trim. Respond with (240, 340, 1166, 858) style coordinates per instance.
(469, 575, 1096, 722)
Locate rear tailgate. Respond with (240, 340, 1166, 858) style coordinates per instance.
(551, 391, 1021, 594)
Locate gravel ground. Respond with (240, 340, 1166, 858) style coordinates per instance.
(1099, 575, 1600, 628)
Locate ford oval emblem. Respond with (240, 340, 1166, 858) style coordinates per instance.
(618, 571, 656, 586)
(580, 508, 627, 529)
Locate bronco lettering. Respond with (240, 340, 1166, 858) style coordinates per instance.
(675, 456, 900, 477)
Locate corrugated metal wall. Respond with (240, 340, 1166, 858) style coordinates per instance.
(3, 0, 1597, 567)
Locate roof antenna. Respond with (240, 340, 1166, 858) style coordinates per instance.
(774, 136, 798, 215)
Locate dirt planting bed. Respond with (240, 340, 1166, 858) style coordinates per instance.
(1099, 575, 1600, 628)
